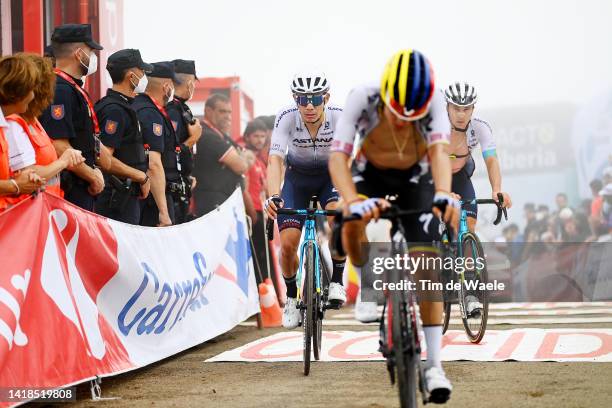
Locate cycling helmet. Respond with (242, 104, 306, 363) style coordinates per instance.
(290, 72, 329, 95)
(380, 49, 435, 121)
(444, 81, 478, 106)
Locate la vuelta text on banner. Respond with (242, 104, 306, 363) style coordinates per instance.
(0, 189, 259, 406)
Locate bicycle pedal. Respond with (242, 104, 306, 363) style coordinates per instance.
(324, 301, 342, 310)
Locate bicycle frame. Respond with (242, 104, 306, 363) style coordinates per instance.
(294, 209, 329, 301)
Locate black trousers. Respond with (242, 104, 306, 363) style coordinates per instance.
(64, 182, 95, 212)
(95, 188, 141, 225)
(251, 211, 269, 285)
(193, 190, 231, 217)
(173, 195, 194, 224)
(140, 193, 176, 226)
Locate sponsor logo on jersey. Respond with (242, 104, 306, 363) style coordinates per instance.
(292, 137, 334, 144)
(275, 107, 298, 128)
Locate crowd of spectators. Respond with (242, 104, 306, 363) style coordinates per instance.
(499, 167, 612, 254)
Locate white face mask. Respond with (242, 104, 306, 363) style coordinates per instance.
(165, 84, 175, 104)
(187, 81, 195, 101)
(78, 48, 98, 76)
(131, 72, 148, 93)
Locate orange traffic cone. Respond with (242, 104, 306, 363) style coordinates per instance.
(346, 261, 360, 305)
(259, 278, 282, 327)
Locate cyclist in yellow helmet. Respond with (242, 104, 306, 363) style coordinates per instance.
(329, 49, 457, 403)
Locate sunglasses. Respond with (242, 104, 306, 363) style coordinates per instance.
(295, 94, 325, 107)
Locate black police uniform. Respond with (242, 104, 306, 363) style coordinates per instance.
(166, 59, 198, 224)
(166, 96, 195, 223)
(40, 74, 97, 210)
(39, 23, 103, 211)
(93, 49, 152, 224)
(133, 92, 182, 226)
(94, 89, 148, 224)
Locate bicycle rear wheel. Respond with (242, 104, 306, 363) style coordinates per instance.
(390, 271, 418, 408)
(458, 232, 489, 343)
(303, 242, 315, 375)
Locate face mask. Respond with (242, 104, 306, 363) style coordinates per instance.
(187, 81, 195, 101)
(131, 72, 148, 93)
(104, 69, 112, 88)
(77, 48, 98, 77)
(164, 84, 175, 104)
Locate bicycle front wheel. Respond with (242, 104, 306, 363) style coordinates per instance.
(302, 242, 315, 375)
(458, 232, 489, 343)
(391, 276, 418, 407)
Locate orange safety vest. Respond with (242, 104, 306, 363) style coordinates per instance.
(0, 127, 13, 212)
(7, 115, 63, 198)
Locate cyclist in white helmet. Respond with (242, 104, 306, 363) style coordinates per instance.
(444, 81, 512, 316)
(264, 72, 346, 329)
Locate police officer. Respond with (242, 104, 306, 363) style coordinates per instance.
(40, 23, 113, 211)
(132, 62, 182, 226)
(94, 49, 152, 224)
(167, 59, 202, 223)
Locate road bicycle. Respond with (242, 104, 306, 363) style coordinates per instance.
(440, 193, 507, 343)
(266, 196, 339, 375)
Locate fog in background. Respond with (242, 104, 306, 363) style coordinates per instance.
(125, 0, 611, 114)
(125, 0, 612, 233)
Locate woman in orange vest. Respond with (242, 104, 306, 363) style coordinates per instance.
(6, 53, 84, 200)
(0, 54, 45, 212)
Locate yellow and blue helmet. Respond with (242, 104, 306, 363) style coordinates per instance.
(380, 49, 435, 121)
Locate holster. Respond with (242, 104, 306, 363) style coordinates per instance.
(108, 175, 132, 211)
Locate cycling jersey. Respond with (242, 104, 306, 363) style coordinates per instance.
(450, 117, 496, 219)
(269, 104, 343, 172)
(465, 117, 496, 159)
(331, 84, 450, 157)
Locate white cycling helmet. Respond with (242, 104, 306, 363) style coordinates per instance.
(290, 72, 329, 95)
(444, 81, 478, 107)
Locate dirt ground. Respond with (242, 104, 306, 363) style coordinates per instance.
(48, 316, 612, 408)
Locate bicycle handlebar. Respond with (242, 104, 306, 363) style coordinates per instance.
(266, 208, 339, 241)
(465, 193, 508, 225)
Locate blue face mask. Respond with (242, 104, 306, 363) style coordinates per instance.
(295, 94, 324, 107)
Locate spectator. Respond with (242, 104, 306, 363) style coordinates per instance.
(242, 118, 269, 282)
(6, 53, 84, 200)
(600, 183, 612, 236)
(0, 54, 45, 211)
(254, 114, 275, 166)
(192, 93, 248, 216)
(561, 214, 588, 242)
(603, 166, 612, 185)
(501, 223, 523, 266)
(523, 202, 538, 240)
(555, 192, 569, 212)
(590, 179, 604, 219)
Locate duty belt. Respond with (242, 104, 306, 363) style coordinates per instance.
(166, 181, 186, 195)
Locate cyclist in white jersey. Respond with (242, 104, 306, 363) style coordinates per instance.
(329, 50, 458, 403)
(443, 81, 512, 316)
(264, 72, 347, 330)
(443, 81, 511, 233)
